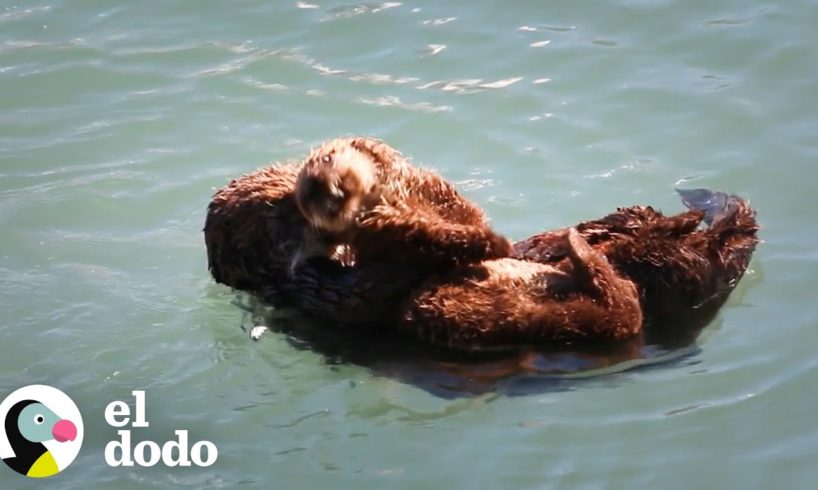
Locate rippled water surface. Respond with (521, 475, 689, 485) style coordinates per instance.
(2, 0, 817, 488)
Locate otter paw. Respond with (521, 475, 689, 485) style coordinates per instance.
(357, 204, 403, 230)
(485, 232, 513, 259)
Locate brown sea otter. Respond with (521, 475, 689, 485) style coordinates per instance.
(204, 161, 424, 323)
(204, 143, 758, 350)
(292, 137, 512, 270)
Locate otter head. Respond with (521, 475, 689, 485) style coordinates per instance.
(295, 138, 385, 236)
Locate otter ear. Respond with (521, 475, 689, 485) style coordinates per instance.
(350, 137, 399, 167)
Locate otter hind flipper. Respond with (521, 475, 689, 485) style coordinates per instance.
(675, 187, 735, 226)
(676, 188, 759, 295)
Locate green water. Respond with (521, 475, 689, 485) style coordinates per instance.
(2, 0, 817, 488)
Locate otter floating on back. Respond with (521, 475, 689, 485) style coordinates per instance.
(203, 138, 758, 351)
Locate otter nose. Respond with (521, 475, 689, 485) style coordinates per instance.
(52, 419, 77, 442)
(324, 186, 345, 214)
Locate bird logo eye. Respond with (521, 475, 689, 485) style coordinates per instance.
(321, 154, 332, 163)
(33, 414, 45, 425)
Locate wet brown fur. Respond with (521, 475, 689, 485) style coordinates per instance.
(204, 162, 421, 323)
(204, 163, 307, 292)
(400, 229, 643, 350)
(513, 199, 759, 338)
(204, 163, 641, 350)
(204, 147, 758, 350)
(294, 137, 512, 269)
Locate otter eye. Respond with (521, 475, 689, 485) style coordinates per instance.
(34, 414, 44, 425)
(321, 154, 332, 164)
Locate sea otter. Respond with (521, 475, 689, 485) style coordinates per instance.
(205, 154, 757, 349)
(292, 137, 512, 269)
(204, 162, 427, 323)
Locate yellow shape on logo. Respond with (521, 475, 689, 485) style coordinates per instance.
(27, 451, 59, 478)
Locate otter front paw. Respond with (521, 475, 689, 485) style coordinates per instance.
(290, 230, 339, 276)
(356, 203, 404, 230)
(484, 232, 513, 259)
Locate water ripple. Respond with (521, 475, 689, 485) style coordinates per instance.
(322, 2, 402, 20)
(0, 5, 52, 23)
(357, 95, 451, 113)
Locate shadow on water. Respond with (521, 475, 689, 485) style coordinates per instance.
(229, 293, 732, 399)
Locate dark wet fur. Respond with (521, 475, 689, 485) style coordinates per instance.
(203, 163, 423, 324)
(513, 188, 759, 343)
(204, 164, 306, 292)
(205, 159, 758, 350)
(400, 230, 642, 350)
(295, 137, 512, 271)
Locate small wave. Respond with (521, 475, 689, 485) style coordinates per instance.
(322, 2, 402, 20)
(421, 44, 446, 56)
(0, 38, 90, 53)
(422, 17, 457, 26)
(457, 178, 495, 191)
(357, 95, 451, 113)
(0, 5, 52, 23)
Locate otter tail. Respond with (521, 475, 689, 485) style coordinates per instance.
(676, 188, 759, 286)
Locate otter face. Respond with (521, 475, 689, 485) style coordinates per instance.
(295, 142, 378, 235)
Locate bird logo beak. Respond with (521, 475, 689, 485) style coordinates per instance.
(51, 419, 77, 443)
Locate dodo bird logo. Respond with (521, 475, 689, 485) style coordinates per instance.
(0, 385, 83, 478)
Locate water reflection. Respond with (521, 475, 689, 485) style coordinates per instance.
(232, 293, 724, 398)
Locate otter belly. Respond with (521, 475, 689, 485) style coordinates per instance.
(478, 258, 562, 283)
